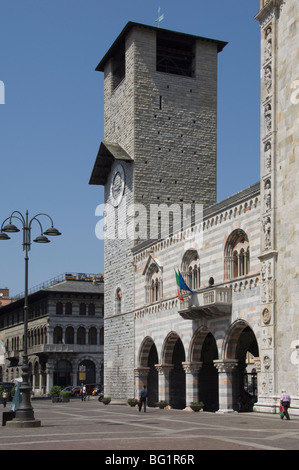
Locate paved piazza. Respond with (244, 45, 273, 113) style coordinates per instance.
(1, 398, 299, 452)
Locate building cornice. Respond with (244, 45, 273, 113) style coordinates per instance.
(255, 0, 284, 23)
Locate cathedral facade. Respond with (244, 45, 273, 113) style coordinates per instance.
(90, 0, 299, 414)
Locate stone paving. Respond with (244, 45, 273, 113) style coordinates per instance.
(0, 398, 299, 452)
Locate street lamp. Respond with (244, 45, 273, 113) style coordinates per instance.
(0, 210, 61, 427)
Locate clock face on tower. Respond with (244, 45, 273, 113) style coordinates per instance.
(110, 163, 125, 207)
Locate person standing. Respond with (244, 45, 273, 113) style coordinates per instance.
(280, 389, 291, 420)
(138, 385, 148, 413)
(2, 389, 8, 408)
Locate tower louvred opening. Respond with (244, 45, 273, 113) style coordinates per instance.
(156, 32, 195, 77)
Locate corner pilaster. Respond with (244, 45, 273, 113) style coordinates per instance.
(255, 0, 284, 411)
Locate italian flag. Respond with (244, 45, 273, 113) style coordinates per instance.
(175, 270, 185, 302)
(175, 269, 194, 301)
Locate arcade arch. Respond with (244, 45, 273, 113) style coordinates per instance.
(223, 320, 259, 411)
(136, 321, 259, 412)
(161, 332, 186, 409)
(138, 337, 158, 406)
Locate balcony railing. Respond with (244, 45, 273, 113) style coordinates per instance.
(178, 287, 232, 320)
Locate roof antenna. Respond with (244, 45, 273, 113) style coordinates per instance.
(155, 6, 164, 28)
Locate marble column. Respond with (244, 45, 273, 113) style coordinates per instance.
(214, 359, 238, 413)
(182, 361, 203, 406)
(45, 362, 55, 395)
(134, 367, 150, 398)
(155, 364, 174, 402)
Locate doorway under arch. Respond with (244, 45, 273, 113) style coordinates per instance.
(225, 321, 259, 411)
(77, 359, 96, 384)
(138, 337, 158, 406)
(54, 359, 72, 387)
(162, 332, 186, 409)
(199, 332, 219, 412)
(190, 328, 219, 412)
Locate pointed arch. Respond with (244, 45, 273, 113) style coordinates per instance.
(181, 249, 200, 290)
(138, 336, 158, 367)
(223, 319, 254, 360)
(224, 229, 249, 280)
(223, 320, 259, 410)
(137, 336, 159, 406)
(189, 326, 210, 363)
(161, 331, 185, 364)
(143, 255, 163, 303)
(161, 331, 186, 409)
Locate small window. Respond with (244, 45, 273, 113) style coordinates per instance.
(56, 302, 63, 315)
(77, 327, 86, 345)
(53, 326, 63, 344)
(115, 288, 122, 314)
(65, 302, 72, 315)
(65, 327, 74, 344)
(88, 327, 97, 345)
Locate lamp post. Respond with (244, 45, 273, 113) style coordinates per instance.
(0, 210, 61, 427)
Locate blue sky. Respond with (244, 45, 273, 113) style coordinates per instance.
(0, 0, 261, 297)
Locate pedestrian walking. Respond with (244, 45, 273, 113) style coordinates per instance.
(138, 385, 147, 413)
(2, 389, 8, 408)
(280, 389, 291, 420)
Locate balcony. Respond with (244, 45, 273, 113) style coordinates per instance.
(178, 287, 232, 320)
(5, 350, 20, 360)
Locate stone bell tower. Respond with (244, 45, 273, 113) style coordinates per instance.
(89, 22, 226, 400)
(255, 0, 299, 412)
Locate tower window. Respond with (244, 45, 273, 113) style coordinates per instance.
(112, 44, 125, 90)
(115, 288, 122, 314)
(156, 32, 195, 77)
(159, 95, 162, 109)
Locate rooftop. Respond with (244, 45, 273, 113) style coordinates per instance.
(3, 272, 104, 304)
(96, 21, 228, 72)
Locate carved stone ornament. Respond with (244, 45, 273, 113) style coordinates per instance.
(182, 362, 203, 375)
(264, 179, 271, 211)
(264, 103, 272, 134)
(264, 65, 272, 94)
(154, 364, 174, 376)
(264, 141, 272, 173)
(263, 216, 272, 249)
(110, 163, 125, 207)
(262, 307, 271, 324)
(214, 359, 238, 373)
(264, 26, 272, 61)
(263, 355, 271, 370)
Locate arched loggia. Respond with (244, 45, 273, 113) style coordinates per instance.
(190, 327, 219, 411)
(137, 337, 158, 406)
(224, 320, 259, 411)
(161, 332, 186, 409)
